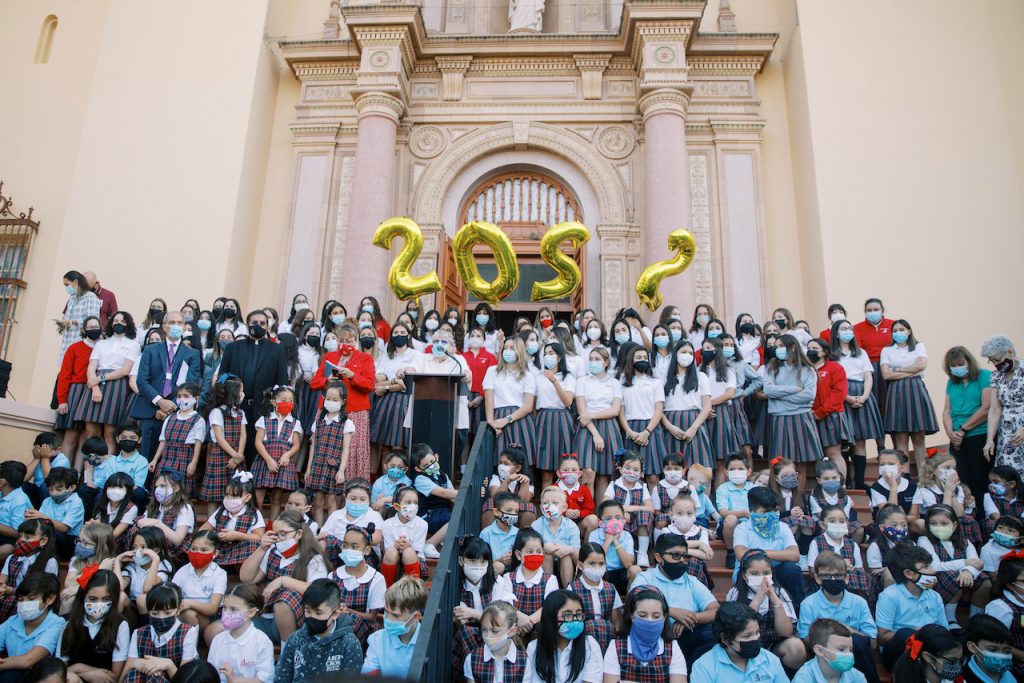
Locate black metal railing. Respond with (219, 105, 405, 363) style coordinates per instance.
(410, 427, 497, 682)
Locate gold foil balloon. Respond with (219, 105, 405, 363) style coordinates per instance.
(371, 217, 441, 302)
(452, 221, 519, 304)
(531, 221, 590, 302)
(635, 229, 697, 311)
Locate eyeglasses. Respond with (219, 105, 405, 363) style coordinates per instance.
(557, 612, 586, 622)
(817, 574, 846, 581)
(660, 552, 687, 562)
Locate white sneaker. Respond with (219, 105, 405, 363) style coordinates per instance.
(637, 554, 650, 568)
(424, 543, 440, 559)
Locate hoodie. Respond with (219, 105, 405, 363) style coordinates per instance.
(274, 613, 362, 683)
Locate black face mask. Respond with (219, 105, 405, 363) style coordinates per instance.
(392, 334, 409, 348)
(111, 323, 126, 335)
(118, 439, 139, 453)
(223, 309, 236, 319)
(739, 323, 756, 335)
(150, 615, 176, 634)
(306, 615, 331, 636)
(213, 306, 224, 316)
(660, 560, 687, 580)
(634, 360, 651, 374)
(248, 324, 266, 339)
(84, 329, 102, 341)
(820, 578, 846, 596)
(734, 638, 761, 660)
(806, 350, 821, 363)
(764, 346, 777, 361)
(773, 318, 788, 329)
(150, 309, 165, 324)
(306, 336, 321, 348)
(702, 350, 716, 363)
(359, 337, 375, 350)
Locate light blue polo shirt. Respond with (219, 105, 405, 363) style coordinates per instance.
(631, 567, 716, 618)
(530, 516, 581, 548)
(690, 644, 790, 683)
(695, 491, 717, 520)
(0, 610, 66, 657)
(733, 520, 797, 552)
(875, 583, 948, 632)
(0, 488, 33, 532)
(479, 521, 520, 560)
(371, 473, 412, 504)
(792, 659, 867, 683)
(361, 621, 419, 677)
(797, 588, 877, 639)
(94, 451, 149, 489)
(716, 482, 754, 513)
(31, 453, 71, 488)
(587, 528, 635, 570)
(966, 657, 1016, 683)
(39, 493, 85, 536)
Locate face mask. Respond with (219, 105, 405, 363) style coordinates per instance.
(65, 284, 78, 296)
(387, 466, 405, 480)
(187, 550, 215, 570)
(347, 502, 369, 518)
(821, 480, 842, 494)
(737, 323, 754, 336)
(820, 578, 846, 596)
(275, 538, 298, 555)
(106, 487, 127, 503)
(701, 349, 717, 363)
(323, 399, 343, 414)
(582, 565, 605, 582)
(150, 615, 177, 634)
(823, 649, 856, 672)
(559, 472, 579, 487)
(558, 621, 584, 640)
(778, 473, 799, 490)
(588, 361, 605, 376)
(84, 600, 112, 619)
(276, 401, 295, 417)
(837, 329, 854, 343)
(664, 470, 683, 485)
(774, 347, 788, 361)
(424, 462, 441, 476)
(773, 318, 788, 329)
(17, 600, 46, 622)
(223, 497, 245, 514)
(475, 314, 490, 326)
(341, 548, 366, 568)
(660, 560, 687, 581)
(358, 321, 373, 330)
(977, 649, 1014, 674)
(929, 524, 955, 541)
(51, 491, 74, 505)
(653, 335, 670, 349)
(464, 336, 482, 350)
(83, 328, 102, 342)
(196, 319, 212, 332)
(670, 329, 683, 342)
(149, 307, 165, 321)
(728, 470, 748, 485)
(996, 357, 1014, 373)
(399, 504, 418, 519)
(542, 504, 562, 520)
(948, 365, 969, 378)
(176, 397, 195, 411)
(359, 337, 375, 350)
(331, 314, 345, 326)
(830, 312, 846, 323)
(878, 464, 900, 479)
(221, 610, 248, 631)
(167, 325, 184, 341)
(990, 482, 1007, 497)
(134, 550, 151, 567)
(602, 518, 625, 536)
(927, 656, 963, 680)
(407, 310, 418, 320)
(622, 470, 641, 484)
(155, 486, 177, 505)
(806, 349, 820, 363)
(721, 346, 735, 359)
(613, 333, 630, 346)
(993, 531, 1019, 548)
(247, 323, 267, 339)
(892, 330, 909, 344)
(432, 343, 448, 358)
(219, 340, 230, 350)
(586, 327, 602, 341)
(865, 311, 883, 325)
(521, 553, 545, 571)
(826, 522, 847, 539)
(696, 314, 710, 327)
(882, 525, 909, 542)
(672, 513, 695, 532)
(501, 350, 518, 364)
(463, 564, 488, 582)
(536, 354, 557, 371)
(525, 342, 539, 356)
(392, 334, 409, 348)
(915, 573, 938, 590)
(634, 360, 651, 374)
(497, 463, 513, 480)
(324, 339, 339, 353)
(936, 469, 954, 484)
(749, 511, 780, 539)
(746, 574, 770, 590)
(499, 513, 519, 527)
(631, 616, 666, 649)
(677, 352, 694, 368)
(734, 638, 762, 660)
(306, 615, 333, 636)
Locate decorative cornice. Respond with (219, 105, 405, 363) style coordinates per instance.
(687, 56, 766, 76)
(350, 26, 417, 74)
(435, 56, 472, 100)
(574, 53, 611, 100)
(351, 90, 404, 123)
(638, 88, 690, 121)
(293, 62, 359, 81)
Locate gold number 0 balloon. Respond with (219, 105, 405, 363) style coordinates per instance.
(635, 229, 697, 311)
(531, 221, 590, 302)
(452, 221, 519, 304)
(371, 217, 442, 302)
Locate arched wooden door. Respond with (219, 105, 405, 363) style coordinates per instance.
(440, 171, 586, 320)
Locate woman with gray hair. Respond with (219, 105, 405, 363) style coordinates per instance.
(982, 334, 1024, 471)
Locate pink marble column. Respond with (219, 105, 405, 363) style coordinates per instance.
(340, 91, 404, 307)
(640, 89, 693, 314)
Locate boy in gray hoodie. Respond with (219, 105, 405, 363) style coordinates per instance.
(275, 578, 363, 683)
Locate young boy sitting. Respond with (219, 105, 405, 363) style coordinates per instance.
(90, 422, 150, 511)
(26, 468, 83, 561)
(362, 575, 428, 679)
(792, 618, 866, 683)
(716, 453, 754, 559)
(963, 614, 1016, 683)
(274, 578, 362, 683)
(0, 462, 34, 561)
(732, 486, 804, 608)
(410, 444, 457, 559)
(479, 492, 523, 575)
(0, 573, 65, 681)
(797, 551, 879, 683)
(22, 433, 70, 509)
(875, 542, 948, 671)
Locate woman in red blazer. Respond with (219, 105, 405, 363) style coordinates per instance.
(807, 337, 853, 481)
(311, 321, 376, 480)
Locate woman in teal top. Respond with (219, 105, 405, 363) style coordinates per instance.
(943, 346, 992, 502)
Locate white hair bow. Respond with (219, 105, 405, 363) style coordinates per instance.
(232, 471, 254, 484)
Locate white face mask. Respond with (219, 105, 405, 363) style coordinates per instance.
(746, 575, 771, 590)
(586, 327, 602, 341)
(400, 504, 419, 519)
(497, 464, 512, 480)
(677, 352, 694, 368)
(878, 464, 900, 479)
(463, 564, 487, 582)
(826, 522, 847, 539)
(936, 469, 953, 483)
(17, 600, 45, 622)
(469, 337, 483, 349)
(84, 600, 112, 619)
(728, 470, 748, 485)
(106, 487, 127, 503)
(275, 538, 298, 554)
(582, 565, 605, 582)
(664, 470, 684, 485)
(672, 513, 695, 532)
(324, 400, 342, 413)
(424, 319, 439, 331)
(830, 312, 845, 323)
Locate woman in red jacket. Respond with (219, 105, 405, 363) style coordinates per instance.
(807, 337, 853, 481)
(310, 321, 376, 481)
(56, 315, 101, 465)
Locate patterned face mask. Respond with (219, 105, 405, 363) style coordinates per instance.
(750, 511, 780, 539)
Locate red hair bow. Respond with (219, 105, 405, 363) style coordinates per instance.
(76, 563, 100, 591)
(770, 456, 783, 466)
(560, 453, 578, 460)
(925, 447, 939, 458)
(1001, 549, 1024, 562)
(905, 634, 924, 660)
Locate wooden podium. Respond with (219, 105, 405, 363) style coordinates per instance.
(406, 371, 464, 479)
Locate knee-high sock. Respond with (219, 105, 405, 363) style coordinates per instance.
(381, 563, 399, 586)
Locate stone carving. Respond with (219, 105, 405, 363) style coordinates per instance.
(369, 50, 391, 69)
(597, 126, 634, 159)
(654, 46, 676, 64)
(328, 155, 356, 297)
(305, 85, 347, 101)
(607, 80, 635, 97)
(412, 82, 439, 99)
(509, 0, 544, 32)
(693, 80, 750, 98)
(409, 126, 447, 158)
(688, 153, 716, 308)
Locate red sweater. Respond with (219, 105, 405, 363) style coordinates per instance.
(813, 360, 848, 420)
(57, 341, 93, 404)
(561, 483, 595, 519)
(853, 318, 894, 363)
(310, 349, 376, 412)
(464, 348, 498, 395)
(375, 319, 391, 343)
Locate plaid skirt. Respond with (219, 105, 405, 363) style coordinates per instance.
(252, 440, 300, 491)
(197, 447, 235, 502)
(708, 401, 745, 460)
(74, 376, 131, 425)
(268, 587, 305, 626)
(746, 396, 771, 452)
(217, 539, 260, 567)
(884, 376, 939, 435)
(847, 568, 872, 595)
(584, 617, 616, 651)
(871, 361, 887, 421)
(933, 569, 968, 603)
(161, 443, 197, 499)
(346, 410, 372, 482)
(294, 380, 320, 433)
(306, 438, 345, 497)
(572, 417, 624, 475)
(961, 514, 984, 545)
(727, 399, 754, 447)
(55, 382, 89, 430)
(469, 392, 484, 434)
(370, 391, 409, 448)
(494, 407, 538, 467)
(845, 380, 884, 442)
(454, 624, 481, 672)
(684, 556, 714, 589)
(816, 411, 853, 449)
(769, 412, 824, 463)
(627, 419, 669, 475)
(662, 410, 715, 468)
(535, 408, 575, 472)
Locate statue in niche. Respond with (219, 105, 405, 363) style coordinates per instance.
(508, 0, 544, 32)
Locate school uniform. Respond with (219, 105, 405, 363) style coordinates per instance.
(662, 523, 714, 588)
(777, 488, 816, 536)
(651, 350, 673, 381)
(465, 348, 499, 434)
(632, 566, 717, 623)
(558, 480, 595, 519)
(413, 469, 456, 536)
(813, 360, 853, 448)
(603, 638, 688, 682)
(716, 481, 753, 514)
(294, 343, 322, 433)
(702, 365, 744, 460)
(572, 374, 624, 475)
(207, 506, 265, 567)
(63, 616, 131, 672)
(912, 484, 984, 543)
(75, 335, 140, 425)
(838, 350, 884, 441)
(963, 658, 1016, 683)
(479, 521, 520, 562)
(691, 644, 790, 683)
(371, 471, 413, 505)
(746, 366, 772, 451)
(662, 371, 714, 468)
(484, 367, 539, 466)
(522, 635, 603, 683)
(605, 477, 654, 534)
(125, 620, 198, 683)
(199, 406, 247, 502)
(0, 487, 32, 545)
(869, 475, 917, 514)
(0, 554, 59, 619)
(763, 364, 823, 462)
(99, 500, 139, 552)
(980, 538, 1013, 573)
(39, 492, 84, 558)
(809, 490, 860, 532)
(259, 547, 328, 626)
(724, 583, 797, 650)
(362, 621, 421, 678)
(567, 576, 621, 651)
(587, 527, 635, 587)
(876, 581, 949, 670)
(880, 343, 939, 434)
(622, 375, 668, 473)
(808, 534, 871, 594)
(133, 503, 195, 566)
(252, 412, 303, 491)
(985, 591, 1024, 678)
(122, 556, 173, 601)
(530, 515, 581, 550)
(370, 348, 418, 448)
(729, 360, 759, 447)
(853, 319, 895, 417)
(484, 474, 536, 516)
(917, 535, 983, 603)
(56, 339, 94, 430)
(454, 574, 517, 664)
(534, 370, 576, 472)
(381, 512, 428, 560)
(651, 479, 689, 527)
(172, 561, 228, 607)
(864, 536, 898, 600)
(27, 451, 72, 499)
(321, 508, 386, 564)
(93, 450, 149, 490)
(796, 588, 877, 639)
(791, 660, 867, 683)
(982, 492, 1024, 536)
(308, 413, 355, 496)
(509, 566, 558, 616)
(464, 643, 528, 683)
(208, 621, 276, 683)
(328, 565, 386, 645)
(0, 610, 66, 664)
(157, 410, 206, 497)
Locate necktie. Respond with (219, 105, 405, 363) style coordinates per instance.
(162, 343, 177, 396)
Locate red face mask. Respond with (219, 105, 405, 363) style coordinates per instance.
(540, 319, 553, 329)
(13, 539, 40, 557)
(276, 402, 295, 417)
(187, 550, 215, 570)
(522, 553, 545, 571)
(340, 344, 356, 356)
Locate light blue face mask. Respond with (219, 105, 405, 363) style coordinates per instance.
(558, 621, 584, 640)
(653, 335, 670, 349)
(65, 284, 77, 296)
(866, 311, 882, 325)
(502, 349, 518, 363)
(614, 333, 630, 345)
(359, 321, 372, 329)
(361, 305, 374, 314)
(707, 330, 721, 339)
(341, 548, 366, 568)
(383, 616, 413, 637)
(824, 650, 856, 673)
(526, 342, 539, 356)
(476, 314, 490, 326)
(543, 355, 559, 369)
(196, 320, 212, 331)
(167, 325, 184, 341)
(721, 346, 735, 359)
(838, 329, 854, 343)
(775, 347, 788, 361)
(892, 331, 909, 344)
(950, 365, 969, 378)
(432, 343, 448, 357)
(588, 361, 605, 376)
(670, 329, 683, 342)
(331, 315, 344, 326)
(346, 502, 369, 518)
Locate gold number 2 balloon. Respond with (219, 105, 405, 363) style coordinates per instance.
(531, 221, 590, 302)
(635, 229, 697, 311)
(371, 217, 442, 302)
(453, 221, 519, 304)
